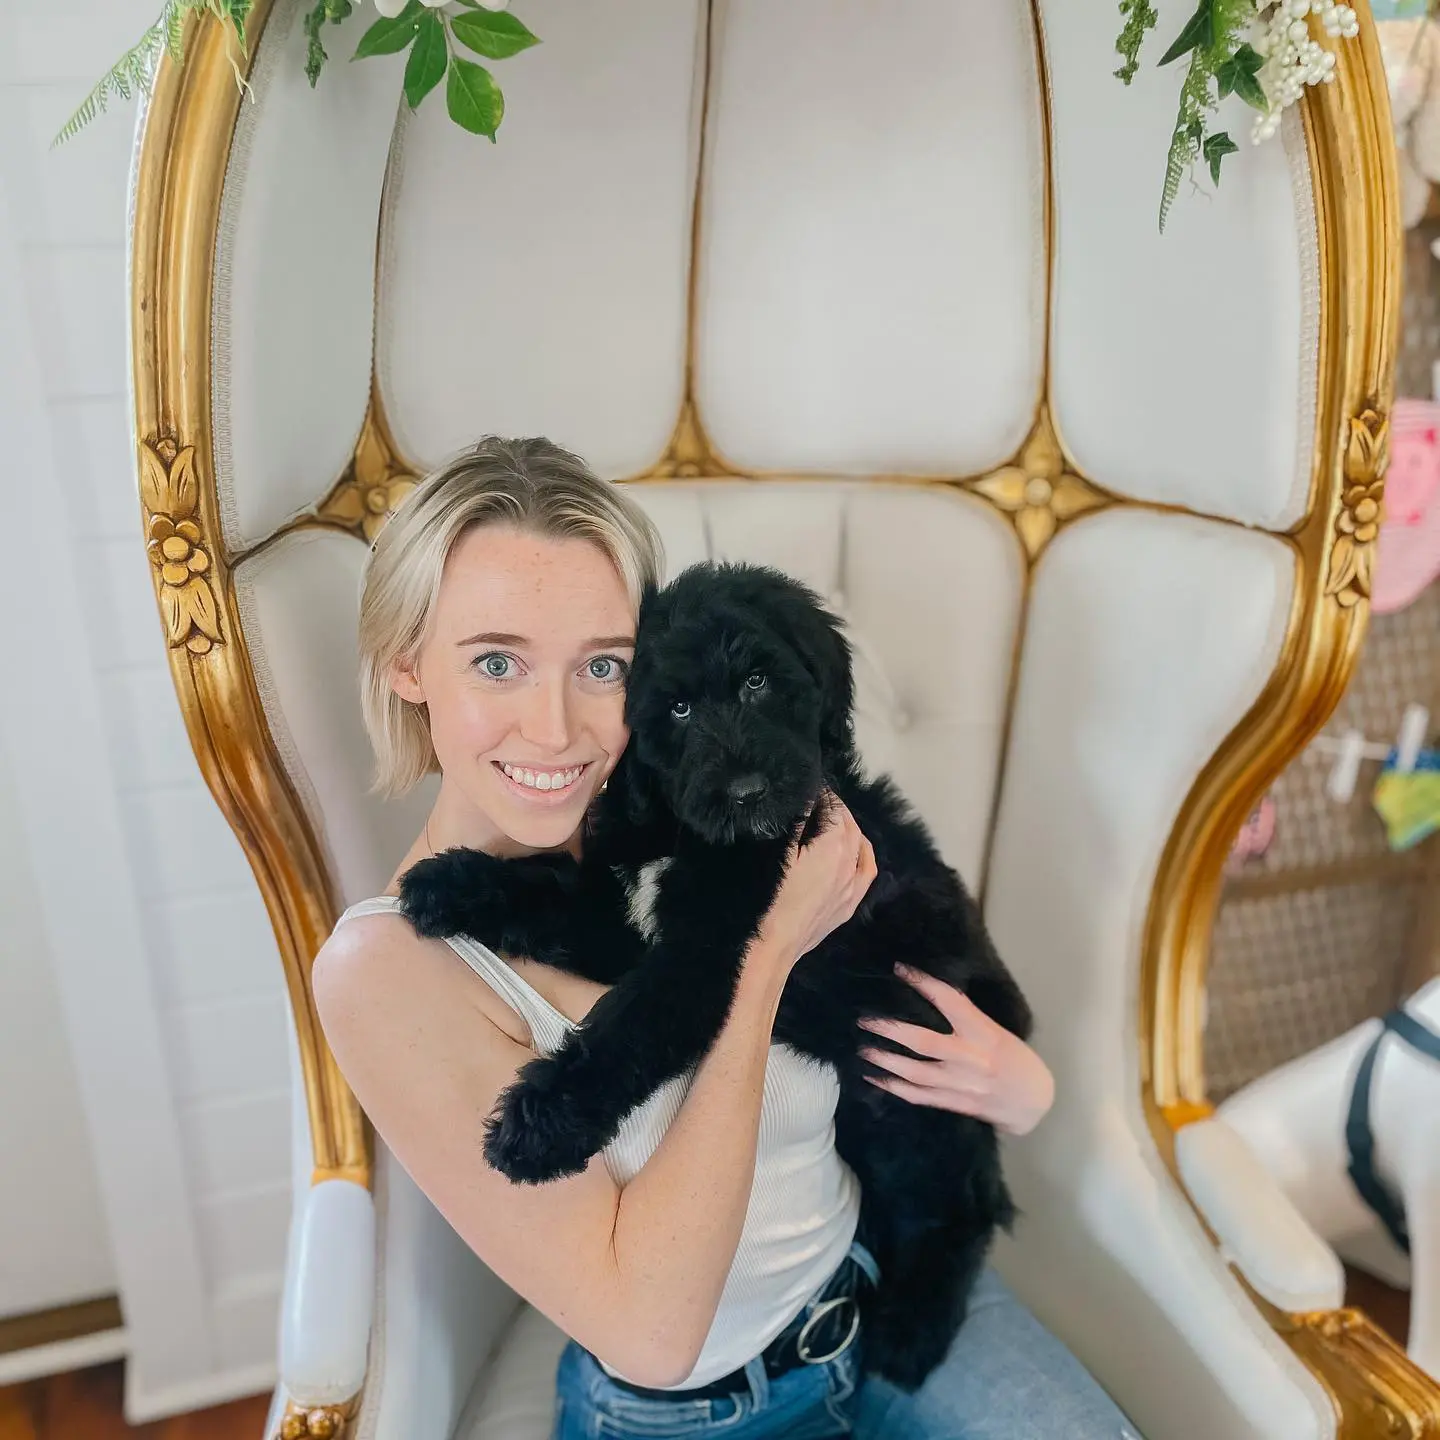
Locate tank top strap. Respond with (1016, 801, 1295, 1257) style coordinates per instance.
(333, 896, 576, 1054)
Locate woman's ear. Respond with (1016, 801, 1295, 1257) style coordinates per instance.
(391, 656, 425, 705)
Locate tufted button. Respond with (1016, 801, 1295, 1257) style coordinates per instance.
(1024, 476, 1054, 508)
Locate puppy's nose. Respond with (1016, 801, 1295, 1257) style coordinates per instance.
(726, 773, 770, 804)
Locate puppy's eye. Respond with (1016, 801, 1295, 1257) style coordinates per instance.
(670, 701, 691, 720)
(745, 673, 767, 692)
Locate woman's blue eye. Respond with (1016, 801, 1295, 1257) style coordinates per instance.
(588, 656, 623, 682)
(477, 653, 513, 678)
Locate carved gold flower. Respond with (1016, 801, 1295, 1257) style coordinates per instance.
(1338, 480, 1383, 544)
(139, 441, 224, 655)
(1326, 408, 1389, 610)
(970, 412, 1106, 559)
(147, 514, 210, 586)
(361, 476, 416, 542)
(321, 473, 417, 543)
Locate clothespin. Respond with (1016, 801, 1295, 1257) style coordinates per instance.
(1315, 705, 1434, 802)
(1324, 730, 1371, 803)
(1396, 703, 1430, 774)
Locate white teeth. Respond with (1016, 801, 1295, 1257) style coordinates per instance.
(500, 763, 583, 792)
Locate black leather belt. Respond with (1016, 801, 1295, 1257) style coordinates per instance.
(602, 1251, 869, 1403)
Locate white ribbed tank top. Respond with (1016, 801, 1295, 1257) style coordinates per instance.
(335, 897, 860, 1389)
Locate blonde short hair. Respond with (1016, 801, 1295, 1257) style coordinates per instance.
(358, 436, 664, 797)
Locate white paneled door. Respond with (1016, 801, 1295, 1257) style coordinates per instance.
(0, 748, 116, 1323)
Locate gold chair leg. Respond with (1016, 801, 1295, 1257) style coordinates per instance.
(277, 1397, 359, 1440)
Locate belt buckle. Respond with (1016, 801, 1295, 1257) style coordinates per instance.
(794, 1294, 859, 1366)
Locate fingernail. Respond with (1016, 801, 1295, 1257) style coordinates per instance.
(857, 1018, 876, 1032)
(895, 962, 916, 979)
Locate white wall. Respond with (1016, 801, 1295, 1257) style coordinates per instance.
(0, 749, 114, 1321)
(0, 3, 293, 1419)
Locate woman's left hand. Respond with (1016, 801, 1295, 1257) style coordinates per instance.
(858, 964, 1055, 1136)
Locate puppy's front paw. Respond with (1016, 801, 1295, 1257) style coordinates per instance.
(399, 849, 506, 939)
(483, 1054, 612, 1184)
(399, 848, 578, 943)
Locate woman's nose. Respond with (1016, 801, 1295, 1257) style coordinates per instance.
(518, 676, 573, 752)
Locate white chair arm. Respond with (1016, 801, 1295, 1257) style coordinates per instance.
(279, 1178, 375, 1408)
(1175, 1116, 1345, 1314)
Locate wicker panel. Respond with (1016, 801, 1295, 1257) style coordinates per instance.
(1398, 219, 1440, 398)
(1206, 881, 1416, 1100)
(1233, 583, 1440, 876)
(1203, 229, 1440, 1099)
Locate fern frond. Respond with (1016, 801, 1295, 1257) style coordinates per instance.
(1158, 0, 1261, 228)
(1160, 58, 1207, 230)
(1115, 0, 1159, 84)
(1212, 0, 1259, 55)
(53, 21, 165, 145)
(163, 0, 190, 62)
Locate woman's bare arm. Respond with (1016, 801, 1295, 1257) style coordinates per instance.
(313, 803, 874, 1388)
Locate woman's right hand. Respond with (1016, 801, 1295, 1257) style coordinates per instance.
(751, 797, 876, 979)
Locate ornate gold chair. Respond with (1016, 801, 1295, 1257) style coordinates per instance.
(128, 1, 1438, 1436)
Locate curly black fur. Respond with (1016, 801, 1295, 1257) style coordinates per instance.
(398, 561, 1033, 1390)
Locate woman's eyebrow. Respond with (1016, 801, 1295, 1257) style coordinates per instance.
(457, 631, 527, 647)
(455, 631, 635, 648)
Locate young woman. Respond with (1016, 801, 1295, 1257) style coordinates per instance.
(314, 437, 1140, 1439)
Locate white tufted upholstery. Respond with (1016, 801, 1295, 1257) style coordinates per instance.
(214, 6, 405, 553)
(984, 512, 1332, 1440)
(695, 0, 1046, 475)
(156, 0, 1386, 1435)
(378, 1, 702, 477)
(1042, 3, 1314, 527)
(240, 492, 1322, 1440)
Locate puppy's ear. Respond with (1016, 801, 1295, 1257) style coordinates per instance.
(797, 593, 856, 767)
(616, 756, 662, 829)
(735, 567, 856, 765)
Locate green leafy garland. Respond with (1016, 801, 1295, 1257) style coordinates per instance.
(60, 0, 1354, 235)
(57, 0, 538, 146)
(344, 2, 539, 136)
(1120, 0, 1361, 230)
(1116, 0, 1271, 229)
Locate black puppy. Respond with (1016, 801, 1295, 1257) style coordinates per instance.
(399, 562, 1032, 1390)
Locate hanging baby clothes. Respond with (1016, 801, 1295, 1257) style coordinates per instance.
(1375, 398, 1440, 615)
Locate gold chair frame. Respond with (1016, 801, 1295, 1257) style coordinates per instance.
(130, 3, 1437, 1434)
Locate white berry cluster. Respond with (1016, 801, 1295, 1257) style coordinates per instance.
(1251, 0, 1359, 142)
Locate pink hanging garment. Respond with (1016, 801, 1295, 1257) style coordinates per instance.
(1226, 794, 1277, 872)
(1374, 398, 1440, 614)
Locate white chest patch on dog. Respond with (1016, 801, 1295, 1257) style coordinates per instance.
(622, 858, 672, 942)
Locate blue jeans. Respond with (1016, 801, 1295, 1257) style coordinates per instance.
(552, 1246, 1142, 1439)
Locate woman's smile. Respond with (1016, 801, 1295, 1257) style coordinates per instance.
(494, 758, 592, 801)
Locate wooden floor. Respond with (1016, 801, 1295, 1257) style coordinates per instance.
(0, 1363, 269, 1440)
(0, 1277, 1414, 1438)
(1346, 1265, 1412, 1348)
